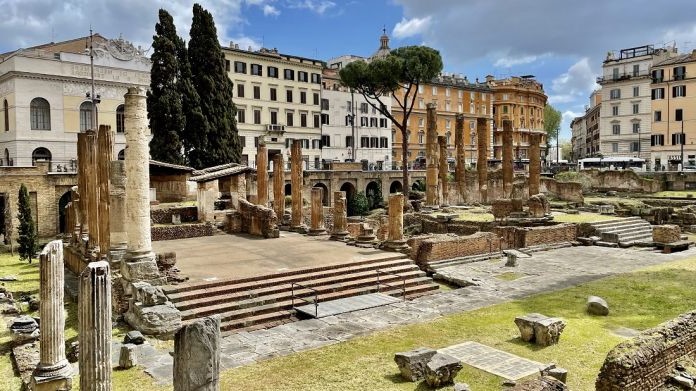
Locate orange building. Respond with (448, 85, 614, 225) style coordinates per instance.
(486, 75, 548, 163)
(391, 74, 493, 168)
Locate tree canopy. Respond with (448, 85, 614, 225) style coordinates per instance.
(340, 46, 443, 192)
(16, 184, 36, 263)
(544, 104, 562, 142)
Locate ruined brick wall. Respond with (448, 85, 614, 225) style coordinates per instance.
(596, 310, 696, 391)
(583, 169, 661, 193)
(652, 224, 681, 244)
(541, 178, 584, 203)
(411, 232, 500, 264)
(151, 223, 215, 241)
(494, 224, 577, 249)
(491, 199, 516, 219)
(231, 199, 279, 238)
(151, 206, 198, 224)
(150, 173, 189, 202)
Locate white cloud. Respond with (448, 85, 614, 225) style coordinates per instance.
(288, 0, 336, 15)
(551, 58, 598, 96)
(230, 35, 263, 51)
(263, 4, 280, 16)
(392, 16, 432, 39)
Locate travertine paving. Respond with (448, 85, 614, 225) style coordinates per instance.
(142, 246, 696, 384)
(440, 341, 544, 380)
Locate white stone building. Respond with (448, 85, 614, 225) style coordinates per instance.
(0, 35, 150, 169)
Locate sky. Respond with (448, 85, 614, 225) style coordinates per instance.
(4, 0, 696, 141)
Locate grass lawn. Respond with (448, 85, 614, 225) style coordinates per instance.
(650, 190, 696, 198)
(583, 196, 646, 208)
(432, 209, 495, 222)
(221, 255, 696, 391)
(551, 212, 620, 224)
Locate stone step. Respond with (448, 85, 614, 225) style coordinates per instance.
(590, 217, 643, 228)
(601, 229, 652, 243)
(166, 258, 416, 303)
(427, 252, 503, 271)
(163, 254, 408, 295)
(598, 224, 652, 235)
(178, 273, 432, 321)
(521, 242, 573, 253)
(595, 221, 652, 234)
(174, 266, 426, 313)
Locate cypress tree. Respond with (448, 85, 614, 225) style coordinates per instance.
(177, 36, 209, 169)
(188, 3, 241, 167)
(147, 9, 185, 164)
(16, 184, 37, 263)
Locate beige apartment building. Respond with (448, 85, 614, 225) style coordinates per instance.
(650, 51, 696, 170)
(571, 90, 602, 161)
(222, 44, 324, 169)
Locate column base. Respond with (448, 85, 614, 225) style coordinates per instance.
(31, 360, 73, 391)
(121, 252, 166, 295)
(307, 228, 327, 236)
(330, 231, 350, 241)
(290, 225, 308, 234)
(383, 239, 410, 252)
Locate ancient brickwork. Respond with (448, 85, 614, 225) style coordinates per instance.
(151, 206, 198, 224)
(528, 132, 541, 197)
(455, 114, 466, 196)
(477, 118, 489, 202)
(491, 199, 523, 219)
(596, 310, 696, 391)
(540, 178, 584, 203)
(227, 199, 279, 238)
(502, 119, 514, 197)
(151, 224, 215, 241)
(493, 224, 577, 249)
(438, 136, 448, 204)
(652, 224, 681, 244)
(411, 232, 500, 264)
(425, 103, 440, 206)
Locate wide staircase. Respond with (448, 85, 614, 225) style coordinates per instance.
(161, 255, 438, 335)
(590, 216, 653, 247)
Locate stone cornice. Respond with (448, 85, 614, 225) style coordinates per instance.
(0, 70, 148, 89)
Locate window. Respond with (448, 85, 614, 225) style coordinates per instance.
(651, 88, 665, 100)
(379, 118, 387, 128)
(250, 64, 262, 76)
(458, 90, 463, 98)
(445, 119, 451, 129)
(253, 109, 261, 124)
(630, 141, 640, 152)
(610, 89, 621, 99)
(321, 135, 330, 147)
(311, 73, 321, 84)
(286, 112, 294, 127)
(237, 109, 245, 123)
(321, 114, 329, 125)
(284, 69, 294, 80)
(370, 137, 378, 148)
(633, 103, 639, 114)
(300, 113, 307, 127)
(674, 66, 686, 81)
(676, 108, 683, 122)
(673, 85, 686, 97)
(446, 131, 451, 145)
(360, 103, 368, 113)
(654, 111, 662, 122)
(270, 111, 278, 125)
(652, 69, 664, 83)
(378, 137, 387, 148)
(418, 98, 424, 109)
(369, 117, 377, 127)
(32, 147, 51, 164)
(117, 149, 125, 160)
(270, 88, 277, 101)
(345, 136, 353, 147)
(651, 134, 665, 146)
(237, 84, 245, 98)
(418, 117, 424, 127)
(313, 93, 319, 105)
(632, 64, 640, 77)
(234, 61, 247, 73)
(30, 98, 50, 130)
(612, 106, 619, 116)
(418, 85, 423, 94)
(612, 68, 619, 80)
(502, 105, 508, 114)
(116, 104, 125, 133)
(297, 91, 305, 104)
(253, 86, 260, 99)
(672, 133, 685, 145)
(633, 86, 639, 97)
(445, 101, 451, 111)
(632, 122, 640, 133)
(3, 99, 8, 132)
(239, 136, 246, 147)
(225, 60, 230, 72)
(612, 143, 618, 153)
(79, 101, 94, 131)
(432, 86, 438, 95)
(321, 99, 329, 110)
(346, 101, 352, 113)
(418, 132, 424, 144)
(254, 137, 259, 148)
(286, 90, 293, 102)
(612, 124, 620, 135)
(298, 71, 308, 82)
(360, 116, 367, 127)
(268, 66, 278, 78)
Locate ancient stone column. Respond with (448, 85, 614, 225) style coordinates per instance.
(330, 191, 349, 241)
(76, 135, 88, 242)
(502, 119, 514, 197)
(78, 261, 112, 390)
(455, 114, 466, 197)
(438, 135, 449, 206)
(384, 194, 408, 251)
(272, 154, 285, 225)
(173, 316, 220, 391)
(529, 132, 542, 197)
(109, 161, 127, 263)
(290, 140, 304, 231)
(85, 130, 100, 254)
(256, 143, 268, 206)
(122, 87, 164, 293)
(308, 187, 326, 235)
(31, 240, 72, 390)
(97, 125, 113, 259)
(477, 118, 489, 203)
(425, 103, 440, 206)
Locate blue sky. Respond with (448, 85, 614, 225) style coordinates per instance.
(4, 0, 696, 141)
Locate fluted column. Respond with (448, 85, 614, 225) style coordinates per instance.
(31, 240, 72, 390)
(308, 187, 326, 236)
(272, 154, 285, 225)
(477, 118, 489, 203)
(77, 135, 88, 242)
(290, 140, 304, 230)
(425, 103, 439, 206)
(384, 194, 408, 251)
(174, 316, 221, 391)
(502, 119, 514, 198)
(455, 114, 466, 197)
(97, 125, 113, 259)
(256, 143, 268, 206)
(529, 132, 541, 197)
(438, 135, 448, 206)
(109, 161, 127, 263)
(84, 130, 100, 255)
(78, 261, 112, 391)
(330, 191, 349, 241)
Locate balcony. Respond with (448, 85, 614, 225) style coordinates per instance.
(266, 124, 285, 132)
(596, 70, 651, 84)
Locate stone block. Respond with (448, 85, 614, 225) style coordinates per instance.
(587, 296, 609, 316)
(424, 353, 462, 387)
(393, 347, 437, 382)
(124, 330, 145, 345)
(514, 313, 547, 342)
(174, 316, 220, 391)
(547, 367, 568, 383)
(124, 302, 182, 337)
(653, 224, 682, 244)
(140, 285, 168, 307)
(119, 343, 137, 369)
(515, 313, 566, 346)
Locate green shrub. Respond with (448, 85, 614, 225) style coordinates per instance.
(351, 191, 369, 216)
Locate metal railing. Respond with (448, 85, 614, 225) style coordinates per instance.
(376, 269, 406, 299)
(290, 282, 319, 318)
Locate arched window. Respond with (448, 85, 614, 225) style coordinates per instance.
(117, 149, 125, 161)
(30, 98, 50, 130)
(116, 104, 125, 133)
(32, 147, 52, 165)
(79, 101, 95, 131)
(3, 99, 8, 132)
(446, 131, 452, 146)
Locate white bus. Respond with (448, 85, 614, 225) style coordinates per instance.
(577, 157, 646, 171)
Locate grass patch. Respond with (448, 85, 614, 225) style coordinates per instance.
(494, 272, 525, 281)
(650, 191, 696, 198)
(551, 212, 620, 224)
(221, 256, 696, 390)
(584, 196, 646, 208)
